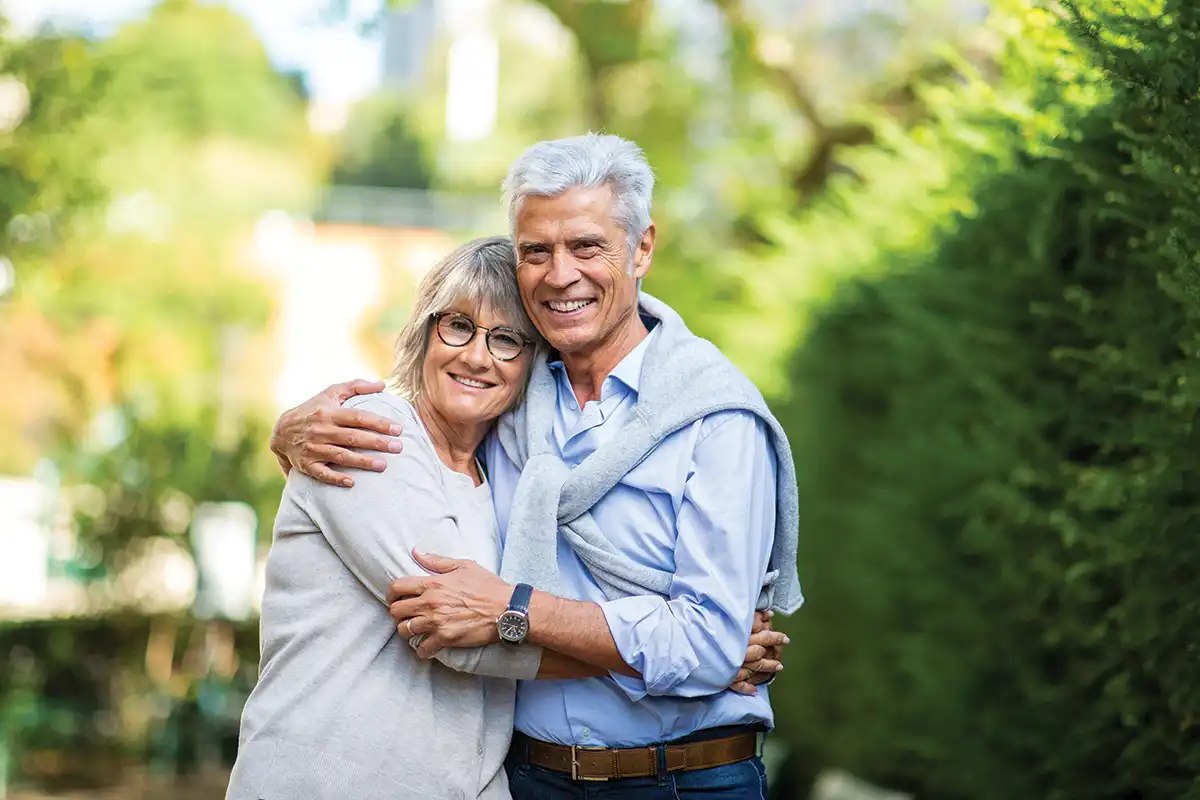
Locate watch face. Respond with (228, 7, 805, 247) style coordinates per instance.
(498, 611, 529, 643)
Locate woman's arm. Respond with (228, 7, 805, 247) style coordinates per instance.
(296, 394, 542, 681)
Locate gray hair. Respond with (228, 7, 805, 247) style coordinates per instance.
(387, 236, 540, 404)
(502, 132, 655, 266)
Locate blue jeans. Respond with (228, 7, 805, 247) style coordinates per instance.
(504, 745, 768, 799)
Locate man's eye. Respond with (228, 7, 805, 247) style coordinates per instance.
(524, 250, 550, 263)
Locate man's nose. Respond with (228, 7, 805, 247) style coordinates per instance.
(544, 249, 580, 288)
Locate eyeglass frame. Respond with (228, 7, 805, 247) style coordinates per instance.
(430, 311, 532, 362)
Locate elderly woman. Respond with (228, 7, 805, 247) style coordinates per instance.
(227, 237, 605, 800)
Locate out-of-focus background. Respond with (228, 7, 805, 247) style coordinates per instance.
(1, 0, 1197, 797)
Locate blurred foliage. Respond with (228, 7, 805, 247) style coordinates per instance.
(770, 0, 1200, 797)
(331, 93, 433, 189)
(0, 0, 299, 559)
(1, 615, 259, 788)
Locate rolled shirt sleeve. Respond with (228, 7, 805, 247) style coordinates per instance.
(600, 410, 777, 699)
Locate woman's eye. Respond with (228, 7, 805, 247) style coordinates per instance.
(449, 317, 474, 333)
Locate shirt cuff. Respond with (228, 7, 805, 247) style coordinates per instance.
(600, 595, 699, 699)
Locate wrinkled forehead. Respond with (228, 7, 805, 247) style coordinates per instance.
(515, 185, 623, 240)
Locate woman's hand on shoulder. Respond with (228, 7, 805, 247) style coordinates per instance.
(270, 379, 405, 487)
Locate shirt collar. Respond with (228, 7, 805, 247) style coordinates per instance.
(548, 316, 659, 399)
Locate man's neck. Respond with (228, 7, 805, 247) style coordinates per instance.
(561, 312, 650, 407)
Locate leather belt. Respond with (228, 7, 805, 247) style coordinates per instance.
(519, 731, 758, 782)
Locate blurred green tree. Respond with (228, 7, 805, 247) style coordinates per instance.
(770, 0, 1200, 797)
(331, 93, 433, 189)
(0, 0, 303, 565)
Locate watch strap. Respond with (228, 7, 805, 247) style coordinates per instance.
(508, 583, 533, 615)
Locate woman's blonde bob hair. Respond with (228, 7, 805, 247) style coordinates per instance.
(386, 236, 540, 404)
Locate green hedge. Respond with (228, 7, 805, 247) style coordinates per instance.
(770, 2, 1200, 799)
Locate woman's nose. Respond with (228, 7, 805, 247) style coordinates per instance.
(461, 332, 492, 367)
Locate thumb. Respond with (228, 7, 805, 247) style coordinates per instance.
(412, 549, 463, 574)
(331, 378, 386, 403)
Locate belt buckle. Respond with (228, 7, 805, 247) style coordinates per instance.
(569, 745, 609, 782)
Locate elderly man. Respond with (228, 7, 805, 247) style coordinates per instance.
(270, 133, 802, 798)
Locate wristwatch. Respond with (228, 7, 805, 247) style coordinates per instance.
(497, 583, 533, 644)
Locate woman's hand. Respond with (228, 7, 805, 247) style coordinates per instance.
(270, 379, 403, 487)
(729, 610, 788, 696)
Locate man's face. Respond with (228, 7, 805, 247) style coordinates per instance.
(513, 185, 653, 357)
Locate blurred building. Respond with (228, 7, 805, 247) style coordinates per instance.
(380, 0, 499, 142)
(380, 0, 439, 90)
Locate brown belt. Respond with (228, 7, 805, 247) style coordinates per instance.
(518, 731, 758, 782)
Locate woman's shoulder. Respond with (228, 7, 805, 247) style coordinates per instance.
(343, 391, 420, 425)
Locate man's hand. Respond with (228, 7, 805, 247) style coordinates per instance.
(270, 379, 402, 487)
(387, 551, 512, 658)
(729, 609, 788, 696)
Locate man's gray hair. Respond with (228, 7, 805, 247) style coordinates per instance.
(387, 236, 540, 404)
(502, 132, 655, 263)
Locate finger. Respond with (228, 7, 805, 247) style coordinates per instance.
(305, 462, 355, 488)
(302, 443, 386, 473)
(747, 670, 777, 686)
(396, 618, 414, 638)
(329, 407, 405, 439)
(748, 630, 789, 648)
(406, 617, 434, 637)
(752, 609, 770, 634)
(734, 667, 753, 683)
(387, 577, 429, 605)
(415, 633, 445, 659)
(388, 598, 425, 623)
(729, 681, 758, 697)
(412, 549, 466, 574)
(742, 644, 768, 664)
(329, 379, 387, 403)
(744, 659, 782, 674)
(310, 423, 398, 458)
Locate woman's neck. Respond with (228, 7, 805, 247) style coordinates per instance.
(414, 396, 489, 485)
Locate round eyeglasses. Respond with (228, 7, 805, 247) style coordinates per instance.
(432, 312, 531, 362)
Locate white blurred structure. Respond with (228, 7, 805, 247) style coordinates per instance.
(252, 211, 385, 410)
(0, 476, 198, 619)
(381, 0, 438, 90)
(381, 0, 500, 143)
(0, 477, 53, 611)
(812, 770, 914, 800)
(190, 501, 259, 621)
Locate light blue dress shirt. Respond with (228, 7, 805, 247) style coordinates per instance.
(482, 324, 779, 747)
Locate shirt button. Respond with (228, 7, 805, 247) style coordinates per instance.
(580, 727, 591, 740)
(477, 744, 484, 756)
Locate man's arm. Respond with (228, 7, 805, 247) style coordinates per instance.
(526, 412, 780, 698)
(270, 379, 402, 487)
(389, 411, 786, 695)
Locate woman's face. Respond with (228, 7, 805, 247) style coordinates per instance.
(421, 300, 531, 429)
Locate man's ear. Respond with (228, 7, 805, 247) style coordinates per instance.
(632, 223, 656, 279)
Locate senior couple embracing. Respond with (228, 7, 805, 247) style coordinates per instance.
(226, 133, 803, 800)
